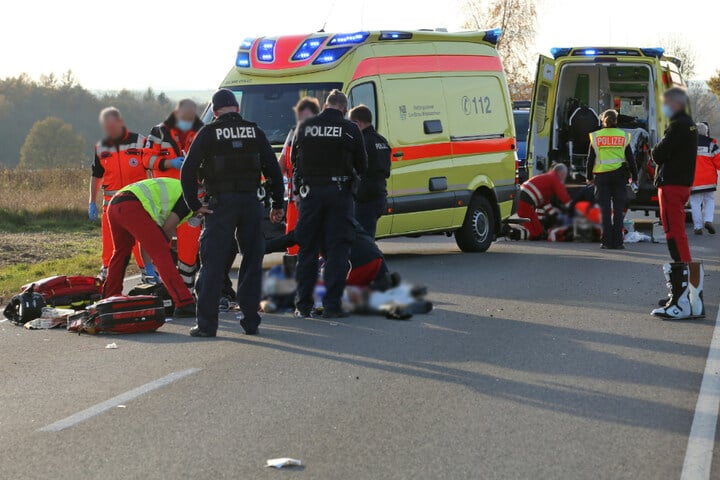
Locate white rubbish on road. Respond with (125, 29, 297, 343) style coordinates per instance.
(105, 342, 118, 349)
(681, 307, 720, 480)
(624, 231, 651, 243)
(266, 458, 302, 469)
(37, 368, 201, 432)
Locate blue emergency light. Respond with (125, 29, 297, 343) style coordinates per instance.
(550, 47, 571, 58)
(583, 49, 597, 55)
(256, 39, 276, 63)
(379, 31, 413, 40)
(239, 37, 255, 50)
(292, 37, 328, 61)
(641, 47, 665, 58)
(328, 32, 369, 45)
(236, 52, 251, 68)
(483, 28, 502, 45)
(312, 47, 352, 65)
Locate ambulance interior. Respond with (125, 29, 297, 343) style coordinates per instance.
(552, 63, 655, 183)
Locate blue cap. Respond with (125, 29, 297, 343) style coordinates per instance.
(212, 89, 239, 111)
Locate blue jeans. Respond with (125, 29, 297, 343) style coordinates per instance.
(196, 192, 265, 333)
(355, 196, 386, 238)
(295, 184, 354, 313)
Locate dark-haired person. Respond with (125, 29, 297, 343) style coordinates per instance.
(586, 109, 638, 250)
(349, 105, 391, 238)
(292, 90, 367, 319)
(181, 89, 285, 337)
(278, 97, 321, 255)
(651, 87, 702, 319)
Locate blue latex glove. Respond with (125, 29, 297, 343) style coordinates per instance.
(169, 157, 185, 170)
(142, 264, 159, 284)
(88, 202, 98, 221)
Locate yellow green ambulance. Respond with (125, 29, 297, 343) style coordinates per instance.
(207, 29, 519, 252)
(528, 47, 687, 211)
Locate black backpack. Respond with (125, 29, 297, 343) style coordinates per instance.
(3, 284, 47, 325)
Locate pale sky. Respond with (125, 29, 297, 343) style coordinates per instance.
(0, 0, 715, 91)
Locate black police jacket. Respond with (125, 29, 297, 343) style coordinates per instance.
(652, 111, 698, 187)
(292, 108, 367, 184)
(181, 112, 283, 211)
(357, 126, 391, 202)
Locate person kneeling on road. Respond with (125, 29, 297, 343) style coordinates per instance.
(514, 164, 572, 240)
(102, 178, 196, 316)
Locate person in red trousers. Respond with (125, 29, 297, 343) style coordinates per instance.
(103, 178, 196, 317)
(516, 164, 571, 240)
(651, 87, 703, 319)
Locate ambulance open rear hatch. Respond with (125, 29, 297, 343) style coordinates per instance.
(527, 46, 686, 211)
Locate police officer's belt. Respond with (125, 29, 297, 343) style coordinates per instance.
(302, 176, 351, 185)
(206, 178, 259, 194)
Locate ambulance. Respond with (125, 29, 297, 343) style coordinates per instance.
(527, 47, 687, 211)
(208, 29, 519, 252)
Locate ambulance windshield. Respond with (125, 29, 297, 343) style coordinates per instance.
(227, 83, 342, 145)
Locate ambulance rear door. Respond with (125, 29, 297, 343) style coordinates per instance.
(527, 55, 557, 176)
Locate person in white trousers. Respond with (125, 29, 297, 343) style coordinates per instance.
(690, 123, 720, 235)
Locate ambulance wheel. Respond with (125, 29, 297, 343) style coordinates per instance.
(455, 195, 495, 253)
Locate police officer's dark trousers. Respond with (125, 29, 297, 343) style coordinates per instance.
(355, 197, 386, 239)
(594, 169, 627, 248)
(196, 192, 265, 333)
(295, 183, 354, 313)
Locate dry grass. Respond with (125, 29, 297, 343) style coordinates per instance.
(0, 167, 89, 212)
(0, 168, 104, 298)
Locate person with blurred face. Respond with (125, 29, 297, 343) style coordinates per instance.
(651, 87, 702, 320)
(144, 99, 204, 290)
(89, 107, 147, 281)
(278, 97, 321, 256)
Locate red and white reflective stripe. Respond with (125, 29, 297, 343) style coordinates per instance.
(353, 55, 503, 81)
(521, 182, 544, 206)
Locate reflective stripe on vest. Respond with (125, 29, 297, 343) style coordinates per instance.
(122, 178, 178, 226)
(590, 128, 630, 173)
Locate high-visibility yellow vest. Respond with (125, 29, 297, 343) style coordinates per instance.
(589, 128, 631, 174)
(120, 178, 190, 226)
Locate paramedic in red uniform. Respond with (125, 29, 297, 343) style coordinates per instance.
(103, 178, 196, 317)
(144, 99, 204, 290)
(690, 122, 720, 235)
(89, 107, 147, 281)
(278, 97, 321, 255)
(517, 164, 571, 240)
(652, 87, 697, 262)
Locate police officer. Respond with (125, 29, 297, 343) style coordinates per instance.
(293, 89, 367, 318)
(586, 109, 638, 250)
(181, 89, 284, 337)
(349, 105, 391, 238)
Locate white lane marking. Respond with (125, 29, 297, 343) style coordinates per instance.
(38, 368, 200, 432)
(681, 308, 720, 480)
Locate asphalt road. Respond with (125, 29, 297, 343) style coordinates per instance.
(1, 217, 719, 479)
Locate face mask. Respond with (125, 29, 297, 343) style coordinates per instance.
(177, 119, 193, 132)
(661, 104, 673, 118)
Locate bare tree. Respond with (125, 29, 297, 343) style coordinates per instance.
(658, 35, 697, 79)
(689, 81, 720, 135)
(463, 0, 538, 100)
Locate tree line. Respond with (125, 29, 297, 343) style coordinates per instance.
(0, 71, 198, 169)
